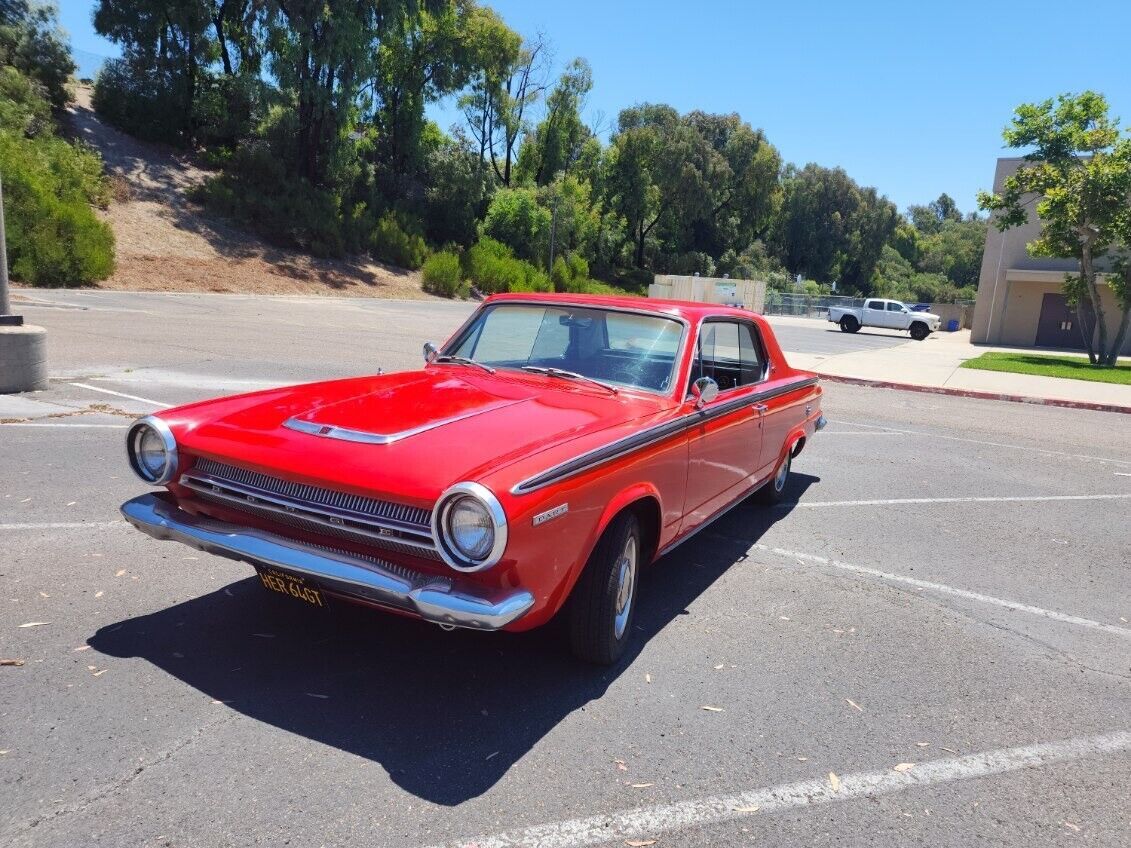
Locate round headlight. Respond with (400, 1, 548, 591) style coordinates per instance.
(432, 482, 508, 572)
(126, 417, 177, 484)
(447, 496, 495, 561)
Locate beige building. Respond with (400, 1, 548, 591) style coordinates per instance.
(971, 158, 1130, 354)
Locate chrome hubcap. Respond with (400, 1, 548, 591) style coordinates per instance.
(774, 454, 790, 491)
(613, 536, 637, 639)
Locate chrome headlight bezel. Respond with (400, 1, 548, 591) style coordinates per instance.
(431, 481, 508, 572)
(126, 416, 178, 485)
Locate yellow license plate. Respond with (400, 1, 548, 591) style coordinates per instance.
(257, 567, 325, 608)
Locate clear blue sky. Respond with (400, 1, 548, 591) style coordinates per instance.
(60, 0, 1131, 214)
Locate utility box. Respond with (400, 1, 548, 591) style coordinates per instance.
(649, 275, 766, 313)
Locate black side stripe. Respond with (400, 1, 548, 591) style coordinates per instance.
(511, 376, 819, 495)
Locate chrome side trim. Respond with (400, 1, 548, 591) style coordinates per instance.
(179, 472, 438, 553)
(656, 476, 766, 559)
(121, 494, 534, 631)
(511, 376, 820, 495)
(283, 400, 525, 445)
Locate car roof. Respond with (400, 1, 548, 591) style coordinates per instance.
(484, 292, 764, 323)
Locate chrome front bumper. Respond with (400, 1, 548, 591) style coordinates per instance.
(120, 494, 534, 631)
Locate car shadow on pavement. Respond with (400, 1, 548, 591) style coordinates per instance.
(90, 473, 818, 806)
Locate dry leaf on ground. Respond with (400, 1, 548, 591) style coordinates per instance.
(18, 622, 50, 628)
(1, 659, 25, 666)
(630, 783, 654, 788)
(114, 569, 126, 577)
(625, 841, 657, 847)
(614, 759, 628, 771)
(701, 706, 725, 712)
(733, 805, 760, 813)
(828, 772, 841, 792)
(893, 763, 915, 772)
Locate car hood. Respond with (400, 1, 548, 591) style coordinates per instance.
(165, 367, 667, 508)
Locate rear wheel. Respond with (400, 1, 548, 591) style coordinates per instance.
(909, 321, 930, 341)
(840, 315, 860, 333)
(567, 512, 641, 665)
(754, 450, 791, 506)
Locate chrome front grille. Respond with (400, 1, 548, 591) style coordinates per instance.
(183, 458, 439, 560)
(193, 458, 431, 526)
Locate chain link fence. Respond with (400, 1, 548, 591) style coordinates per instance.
(762, 292, 864, 319)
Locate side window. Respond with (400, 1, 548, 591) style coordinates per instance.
(694, 322, 763, 393)
(865, 300, 884, 311)
(738, 323, 763, 384)
(886, 302, 905, 312)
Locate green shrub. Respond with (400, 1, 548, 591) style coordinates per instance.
(370, 212, 429, 270)
(550, 256, 571, 292)
(511, 261, 551, 293)
(0, 130, 115, 285)
(480, 187, 550, 263)
(93, 59, 190, 146)
(421, 250, 465, 298)
(193, 142, 361, 257)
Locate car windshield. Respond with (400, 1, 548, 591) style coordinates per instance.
(445, 303, 684, 394)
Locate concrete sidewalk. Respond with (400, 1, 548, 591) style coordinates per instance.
(773, 317, 1131, 412)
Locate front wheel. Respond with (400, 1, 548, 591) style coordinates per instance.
(840, 315, 860, 333)
(567, 512, 641, 665)
(909, 321, 930, 341)
(754, 450, 791, 505)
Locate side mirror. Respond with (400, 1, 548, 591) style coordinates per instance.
(423, 341, 439, 364)
(690, 376, 719, 407)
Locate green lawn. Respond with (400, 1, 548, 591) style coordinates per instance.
(960, 352, 1131, 385)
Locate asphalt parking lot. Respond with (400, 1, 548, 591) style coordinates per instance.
(3, 292, 1130, 847)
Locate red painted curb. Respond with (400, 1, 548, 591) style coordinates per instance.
(814, 372, 1131, 415)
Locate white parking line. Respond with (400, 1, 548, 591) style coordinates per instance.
(783, 493, 1131, 508)
(827, 418, 1131, 466)
(753, 544, 1131, 639)
(0, 422, 129, 429)
(69, 382, 172, 408)
(1, 521, 125, 531)
(426, 731, 1131, 848)
(820, 430, 905, 436)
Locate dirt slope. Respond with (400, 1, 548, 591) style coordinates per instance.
(66, 86, 431, 298)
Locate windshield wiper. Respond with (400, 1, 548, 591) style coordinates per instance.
(433, 355, 496, 374)
(521, 366, 619, 394)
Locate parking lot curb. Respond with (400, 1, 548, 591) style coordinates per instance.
(814, 372, 1131, 415)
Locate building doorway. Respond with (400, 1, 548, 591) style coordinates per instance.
(1034, 293, 1093, 349)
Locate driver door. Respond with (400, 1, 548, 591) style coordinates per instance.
(681, 320, 765, 535)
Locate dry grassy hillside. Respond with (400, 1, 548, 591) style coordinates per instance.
(65, 86, 432, 298)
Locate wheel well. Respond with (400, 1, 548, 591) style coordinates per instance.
(622, 497, 661, 565)
(791, 436, 807, 457)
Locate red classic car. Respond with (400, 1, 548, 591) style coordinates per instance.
(121, 294, 825, 663)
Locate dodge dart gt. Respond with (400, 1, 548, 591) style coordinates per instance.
(121, 293, 825, 664)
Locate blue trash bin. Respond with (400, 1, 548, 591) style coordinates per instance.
(946, 319, 959, 332)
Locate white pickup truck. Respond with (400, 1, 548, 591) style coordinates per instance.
(827, 298, 941, 341)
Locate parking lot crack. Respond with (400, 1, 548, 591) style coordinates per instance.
(3, 712, 240, 839)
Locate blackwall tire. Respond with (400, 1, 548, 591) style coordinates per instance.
(567, 512, 641, 665)
(910, 322, 930, 341)
(840, 316, 860, 333)
(754, 450, 791, 506)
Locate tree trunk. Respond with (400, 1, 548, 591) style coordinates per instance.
(213, 13, 233, 76)
(1080, 243, 1109, 365)
(1105, 304, 1130, 366)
